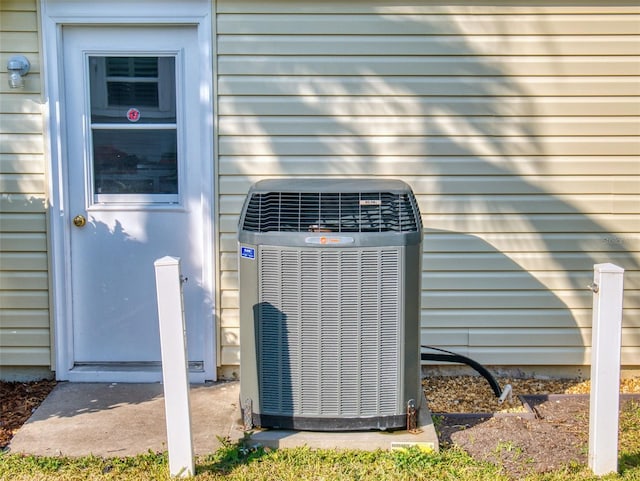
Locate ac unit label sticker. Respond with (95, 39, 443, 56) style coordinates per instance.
(241, 246, 255, 260)
(305, 236, 354, 245)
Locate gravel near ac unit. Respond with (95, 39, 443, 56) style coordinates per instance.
(423, 376, 640, 414)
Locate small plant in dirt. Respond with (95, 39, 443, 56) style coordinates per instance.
(199, 435, 267, 475)
(494, 441, 523, 455)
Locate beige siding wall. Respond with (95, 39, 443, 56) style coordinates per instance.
(0, 0, 51, 368)
(215, 0, 640, 369)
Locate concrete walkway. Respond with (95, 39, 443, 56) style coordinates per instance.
(9, 381, 438, 457)
(9, 381, 243, 457)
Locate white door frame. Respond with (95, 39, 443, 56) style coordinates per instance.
(41, 0, 216, 382)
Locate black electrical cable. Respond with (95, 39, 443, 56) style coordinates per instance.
(421, 345, 503, 398)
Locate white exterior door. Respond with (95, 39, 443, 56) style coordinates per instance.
(61, 26, 213, 382)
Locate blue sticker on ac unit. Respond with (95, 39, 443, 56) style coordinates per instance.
(241, 246, 255, 260)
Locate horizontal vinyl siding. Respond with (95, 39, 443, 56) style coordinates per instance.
(0, 0, 51, 369)
(216, 0, 640, 368)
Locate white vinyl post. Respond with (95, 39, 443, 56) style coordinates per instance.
(589, 263, 624, 476)
(154, 256, 195, 478)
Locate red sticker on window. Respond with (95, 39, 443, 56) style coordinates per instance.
(126, 108, 141, 122)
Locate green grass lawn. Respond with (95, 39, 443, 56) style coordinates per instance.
(1, 401, 638, 481)
(0, 443, 638, 481)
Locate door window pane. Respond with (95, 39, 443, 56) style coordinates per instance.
(89, 56, 176, 123)
(93, 129, 177, 194)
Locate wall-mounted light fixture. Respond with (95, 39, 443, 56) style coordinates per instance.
(7, 55, 31, 89)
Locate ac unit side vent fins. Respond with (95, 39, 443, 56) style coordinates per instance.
(242, 192, 422, 233)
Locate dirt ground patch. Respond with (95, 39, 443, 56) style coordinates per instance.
(426, 376, 640, 479)
(0, 380, 56, 449)
(438, 397, 587, 478)
(437, 397, 640, 479)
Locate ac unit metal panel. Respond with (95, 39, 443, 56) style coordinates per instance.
(257, 247, 402, 418)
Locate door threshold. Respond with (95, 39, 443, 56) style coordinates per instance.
(67, 362, 206, 383)
(73, 362, 204, 372)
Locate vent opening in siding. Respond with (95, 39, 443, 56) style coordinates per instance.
(242, 191, 421, 233)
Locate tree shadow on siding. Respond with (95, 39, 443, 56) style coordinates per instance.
(221, 10, 639, 365)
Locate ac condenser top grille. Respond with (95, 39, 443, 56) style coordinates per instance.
(242, 191, 421, 233)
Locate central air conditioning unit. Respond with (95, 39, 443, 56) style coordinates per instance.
(238, 179, 423, 431)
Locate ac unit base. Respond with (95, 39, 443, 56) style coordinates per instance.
(255, 414, 408, 432)
(243, 406, 414, 432)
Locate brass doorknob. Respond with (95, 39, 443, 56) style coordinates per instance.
(73, 214, 86, 227)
